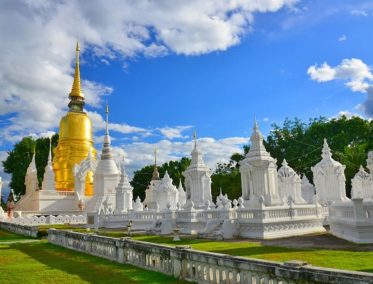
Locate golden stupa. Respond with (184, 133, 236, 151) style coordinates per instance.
(53, 42, 96, 196)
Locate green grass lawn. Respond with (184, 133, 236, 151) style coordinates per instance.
(0, 228, 33, 242)
(132, 235, 373, 273)
(0, 240, 188, 284)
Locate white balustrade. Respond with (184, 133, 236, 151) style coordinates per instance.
(46, 229, 373, 284)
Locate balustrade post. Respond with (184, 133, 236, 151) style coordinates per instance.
(232, 270, 238, 284)
(116, 240, 124, 263)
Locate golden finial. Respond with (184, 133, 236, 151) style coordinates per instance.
(69, 41, 84, 99)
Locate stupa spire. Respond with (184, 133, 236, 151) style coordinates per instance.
(249, 119, 267, 155)
(189, 130, 207, 167)
(48, 138, 52, 163)
(152, 146, 160, 180)
(154, 146, 157, 167)
(193, 131, 197, 149)
(30, 146, 36, 169)
(322, 138, 332, 159)
(68, 42, 84, 110)
(105, 99, 109, 136)
(101, 101, 113, 160)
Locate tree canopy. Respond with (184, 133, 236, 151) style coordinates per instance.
(265, 116, 372, 196)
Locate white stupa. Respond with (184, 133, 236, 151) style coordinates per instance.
(115, 160, 133, 213)
(183, 132, 212, 209)
(86, 103, 119, 213)
(41, 139, 56, 191)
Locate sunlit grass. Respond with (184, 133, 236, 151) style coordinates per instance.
(132, 235, 373, 273)
(0, 240, 188, 284)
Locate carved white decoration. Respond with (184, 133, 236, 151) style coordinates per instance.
(311, 139, 349, 204)
(183, 135, 212, 209)
(239, 120, 281, 207)
(301, 175, 316, 204)
(74, 148, 98, 197)
(351, 166, 372, 199)
(277, 159, 306, 204)
(42, 141, 56, 191)
(85, 109, 119, 213)
(115, 161, 133, 213)
(25, 152, 39, 194)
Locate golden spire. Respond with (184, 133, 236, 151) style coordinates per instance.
(69, 42, 84, 99)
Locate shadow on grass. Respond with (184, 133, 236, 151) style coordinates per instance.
(11, 242, 187, 284)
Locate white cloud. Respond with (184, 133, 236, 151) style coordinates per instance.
(333, 110, 363, 119)
(338, 34, 347, 42)
(307, 58, 373, 117)
(87, 111, 150, 136)
(351, 9, 368, 17)
(263, 117, 270, 122)
(307, 62, 336, 82)
(158, 126, 193, 140)
(82, 81, 113, 108)
(0, 0, 297, 144)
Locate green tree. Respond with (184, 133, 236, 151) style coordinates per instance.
(3, 134, 59, 197)
(131, 157, 191, 201)
(211, 153, 243, 201)
(265, 116, 372, 197)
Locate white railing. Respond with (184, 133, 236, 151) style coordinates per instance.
(237, 204, 327, 222)
(5, 214, 86, 226)
(0, 222, 39, 237)
(48, 229, 373, 284)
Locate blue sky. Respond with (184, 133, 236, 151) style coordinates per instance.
(1, 0, 373, 198)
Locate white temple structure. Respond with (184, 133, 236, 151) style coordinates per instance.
(92, 122, 327, 240)
(351, 166, 372, 199)
(144, 170, 185, 211)
(13, 146, 80, 214)
(301, 175, 316, 203)
(183, 133, 212, 209)
(115, 161, 133, 213)
(3, 114, 372, 243)
(41, 141, 56, 191)
(239, 120, 282, 207)
(85, 104, 119, 214)
(277, 159, 306, 204)
(74, 148, 98, 199)
(25, 151, 39, 195)
(329, 151, 373, 243)
(311, 139, 349, 205)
